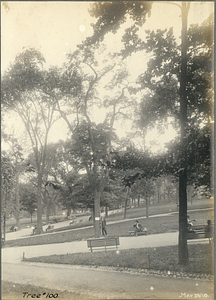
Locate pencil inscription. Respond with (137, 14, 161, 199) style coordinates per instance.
(179, 293, 209, 298)
(23, 292, 58, 298)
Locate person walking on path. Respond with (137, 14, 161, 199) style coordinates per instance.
(101, 217, 107, 236)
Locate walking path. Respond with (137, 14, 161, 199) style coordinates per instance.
(2, 231, 208, 264)
(3, 261, 213, 300)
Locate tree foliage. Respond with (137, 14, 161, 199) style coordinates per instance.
(19, 183, 37, 221)
(87, 1, 152, 44)
(134, 15, 213, 194)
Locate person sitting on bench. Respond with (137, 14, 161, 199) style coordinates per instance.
(133, 220, 143, 234)
(187, 215, 196, 231)
(46, 224, 52, 231)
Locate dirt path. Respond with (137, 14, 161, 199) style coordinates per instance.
(2, 262, 214, 300)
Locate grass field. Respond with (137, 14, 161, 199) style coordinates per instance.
(4, 208, 213, 248)
(25, 244, 214, 276)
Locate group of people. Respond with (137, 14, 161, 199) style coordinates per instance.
(187, 215, 213, 240)
(99, 217, 146, 237)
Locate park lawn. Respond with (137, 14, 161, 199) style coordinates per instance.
(25, 244, 214, 276)
(3, 209, 213, 247)
(106, 200, 213, 222)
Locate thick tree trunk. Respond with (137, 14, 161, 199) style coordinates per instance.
(178, 169, 188, 264)
(178, 2, 190, 266)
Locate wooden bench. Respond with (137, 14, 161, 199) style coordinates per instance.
(129, 226, 148, 236)
(187, 224, 214, 243)
(45, 225, 54, 232)
(87, 237, 120, 252)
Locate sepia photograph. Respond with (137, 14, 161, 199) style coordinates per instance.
(1, 1, 214, 299)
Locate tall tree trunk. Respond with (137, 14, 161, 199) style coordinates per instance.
(105, 205, 108, 217)
(138, 195, 140, 207)
(15, 171, 20, 229)
(124, 187, 129, 219)
(167, 189, 171, 203)
(46, 202, 51, 224)
(3, 189, 7, 242)
(157, 188, 160, 203)
(146, 198, 149, 218)
(178, 2, 190, 266)
(53, 204, 57, 215)
(92, 205, 95, 222)
(179, 169, 188, 264)
(3, 213, 6, 243)
(94, 190, 101, 238)
(36, 174, 44, 234)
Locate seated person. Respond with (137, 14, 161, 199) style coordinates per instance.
(133, 220, 143, 232)
(187, 215, 196, 231)
(46, 224, 52, 231)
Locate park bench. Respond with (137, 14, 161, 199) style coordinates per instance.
(45, 225, 54, 232)
(129, 226, 148, 236)
(10, 225, 18, 232)
(87, 236, 120, 252)
(187, 224, 214, 243)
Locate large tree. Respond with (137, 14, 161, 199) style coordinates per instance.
(1, 49, 61, 234)
(88, 1, 213, 264)
(136, 9, 213, 265)
(48, 43, 137, 237)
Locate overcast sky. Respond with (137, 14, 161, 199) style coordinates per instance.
(2, 1, 214, 72)
(1, 1, 214, 153)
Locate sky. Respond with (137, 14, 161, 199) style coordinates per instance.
(1, 1, 214, 153)
(1, 1, 214, 71)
